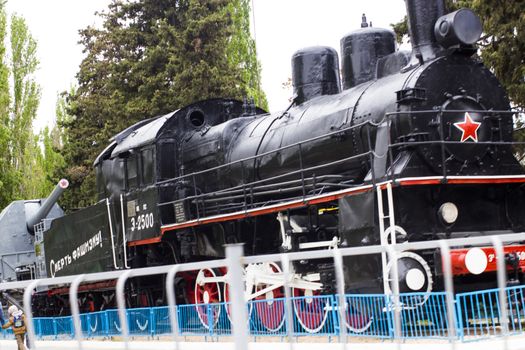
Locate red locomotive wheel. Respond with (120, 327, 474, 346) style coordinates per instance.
(194, 268, 222, 329)
(345, 307, 372, 333)
(223, 281, 253, 323)
(292, 288, 328, 333)
(255, 262, 285, 332)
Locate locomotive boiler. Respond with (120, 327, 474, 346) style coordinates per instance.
(2, 0, 525, 333)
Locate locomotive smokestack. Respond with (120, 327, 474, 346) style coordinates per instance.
(405, 0, 445, 63)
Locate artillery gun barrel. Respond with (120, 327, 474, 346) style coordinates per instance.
(26, 179, 69, 233)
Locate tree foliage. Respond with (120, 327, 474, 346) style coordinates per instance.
(0, 5, 12, 206)
(60, 0, 267, 209)
(226, 0, 267, 108)
(10, 15, 41, 196)
(471, 0, 525, 110)
(392, 0, 525, 109)
(0, 5, 63, 208)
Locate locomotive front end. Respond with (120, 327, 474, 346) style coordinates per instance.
(337, 0, 525, 296)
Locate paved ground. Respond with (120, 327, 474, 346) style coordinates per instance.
(0, 336, 524, 350)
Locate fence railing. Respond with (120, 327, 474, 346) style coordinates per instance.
(1, 233, 525, 348)
(2, 287, 525, 342)
(156, 109, 521, 221)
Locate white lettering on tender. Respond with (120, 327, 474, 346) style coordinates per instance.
(49, 231, 103, 278)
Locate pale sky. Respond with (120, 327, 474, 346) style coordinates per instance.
(5, 0, 407, 131)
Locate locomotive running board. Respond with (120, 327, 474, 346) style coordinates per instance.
(129, 175, 525, 247)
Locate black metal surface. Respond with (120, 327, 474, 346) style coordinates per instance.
(340, 25, 395, 88)
(405, 0, 445, 63)
(434, 9, 482, 48)
(292, 46, 341, 104)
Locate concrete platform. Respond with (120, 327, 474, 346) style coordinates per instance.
(0, 337, 521, 350)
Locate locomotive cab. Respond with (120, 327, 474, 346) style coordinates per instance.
(91, 99, 268, 266)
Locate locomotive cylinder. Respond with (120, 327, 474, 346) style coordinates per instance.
(434, 9, 483, 48)
(26, 178, 69, 233)
(291, 46, 341, 104)
(340, 16, 395, 89)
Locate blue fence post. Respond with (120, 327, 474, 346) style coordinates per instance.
(455, 294, 464, 341)
(52, 318, 58, 340)
(384, 294, 395, 339)
(150, 308, 156, 338)
(329, 295, 338, 338)
(177, 306, 181, 336)
(336, 295, 342, 341)
(126, 310, 131, 337)
(70, 316, 74, 339)
(207, 304, 214, 337)
(104, 311, 109, 338)
(87, 313, 91, 338)
(37, 319, 42, 339)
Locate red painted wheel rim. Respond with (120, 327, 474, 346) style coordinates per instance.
(345, 307, 372, 332)
(194, 268, 221, 328)
(255, 263, 285, 332)
(292, 288, 328, 333)
(224, 272, 254, 323)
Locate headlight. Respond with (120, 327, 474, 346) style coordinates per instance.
(439, 202, 458, 224)
(406, 268, 426, 291)
(465, 247, 488, 275)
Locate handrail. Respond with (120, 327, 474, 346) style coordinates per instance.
(2, 232, 525, 344)
(105, 198, 120, 270)
(157, 119, 379, 186)
(154, 108, 522, 223)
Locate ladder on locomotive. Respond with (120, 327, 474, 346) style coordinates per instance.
(375, 182, 404, 295)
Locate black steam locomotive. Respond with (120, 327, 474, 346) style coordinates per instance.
(6, 0, 525, 333)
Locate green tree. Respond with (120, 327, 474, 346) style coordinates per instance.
(10, 14, 41, 198)
(0, 6, 63, 208)
(53, 89, 84, 210)
(0, 11, 43, 206)
(19, 133, 44, 198)
(39, 124, 66, 194)
(226, 0, 267, 108)
(0, 4, 12, 206)
(392, 0, 525, 109)
(62, 0, 267, 208)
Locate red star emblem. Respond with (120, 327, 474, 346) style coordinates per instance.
(453, 112, 481, 142)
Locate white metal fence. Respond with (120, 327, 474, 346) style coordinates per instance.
(0, 232, 524, 349)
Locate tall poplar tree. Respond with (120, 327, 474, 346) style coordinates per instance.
(226, 0, 266, 108)
(61, 0, 267, 209)
(0, 5, 12, 206)
(10, 14, 42, 198)
(0, 5, 61, 208)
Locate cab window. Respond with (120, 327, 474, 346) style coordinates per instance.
(141, 148, 155, 185)
(158, 142, 176, 180)
(126, 154, 139, 190)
